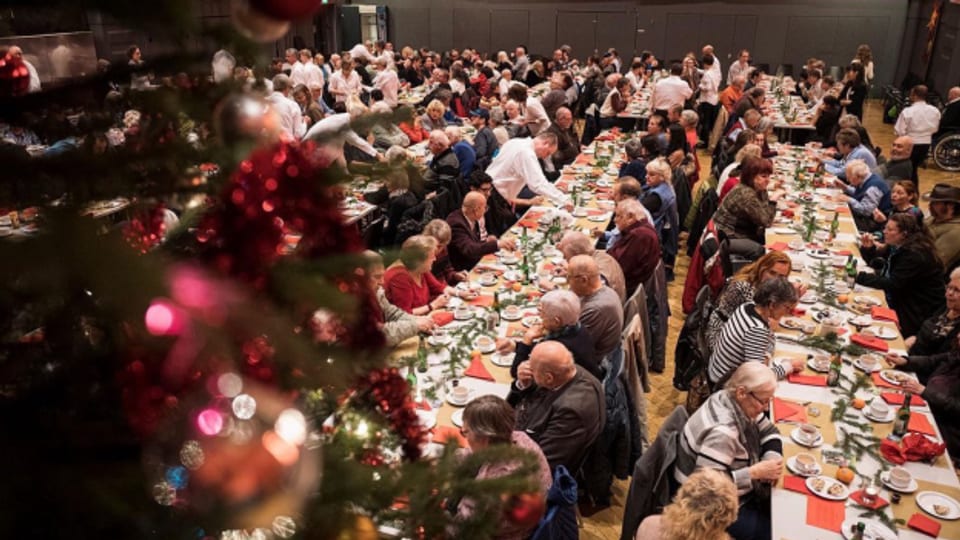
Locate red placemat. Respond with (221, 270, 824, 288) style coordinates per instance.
(432, 425, 467, 447)
(431, 311, 455, 326)
(908, 513, 942, 537)
(468, 295, 495, 307)
(908, 413, 937, 436)
(787, 373, 828, 386)
(464, 357, 495, 381)
(881, 392, 927, 407)
(851, 333, 890, 352)
(773, 398, 808, 423)
(849, 489, 888, 510)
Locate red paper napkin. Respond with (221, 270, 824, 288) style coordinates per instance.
(908, 513, 942, 537)
(773, 397, 808, 423)
(432, 425, 467, 447)
(908, 413, 937, 436)
(832, 249, 852, 256)
(871, 306, 900, 325)
(851, 333, 890, 352)
(518, 219, 538, 229)
(464, 357, 495, 381)
(872, 372, 900, 389)
(849, 489, 888, 510)
(807, 498, 846, 533)
(417, 399, 432, 411)
(469, 295, 495, 307)
(881, 392, 927, 407)
(835, 206, 851, 214)
(431, 311, 455, 327)
(587, 208, 607, 216)
(783, 475, 810, 494)
(787, 373, 828, 386)
(766, 242, 789, 251)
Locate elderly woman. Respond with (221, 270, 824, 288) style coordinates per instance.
(361, 251, 435, 346)
(383, 235, 456, 315)
(420, 99, 447, 132)
(904, 268, 960, 356)
(641, 158, 679, 281)
(495, 290, 600, 381)
(858, 213, 946, 336)
(422, 219, 466, 285)
(675, 362, 783, 540)
(456, 395, 552, 540)
(636, 468, 738, 540)
(925, 183, 960, 272)
(706, 251, 795, 348)
(380, 169, 418, 247)
(708, 277, 802, 386)
(712, 156, 779, 260)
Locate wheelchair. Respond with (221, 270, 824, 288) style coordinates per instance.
(933, 131, 960, 172)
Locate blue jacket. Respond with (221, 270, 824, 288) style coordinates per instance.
(825, 144, 877, 178)
(849, 172, 892, 216)
(452, 140, 476, 179)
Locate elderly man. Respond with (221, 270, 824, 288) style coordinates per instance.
(513, 45, 530, 81)
(651, 63, 693, 115)
(507, 341, 605, 472)
(936, 86, 960, 140)
(496, 290, 601, 381)
(445, 125, 476, 179)
(540, 72, 572, 120)
(597, 176, 652, 250)
(372, 57, 400, 108)
(466, 170, 515, 237)
(469, 108, 499, 171)
(675, 362, 783, 540)
(362, 251, 435, 346)
(821, 128, 877, 179)
(549, 231, 627, 304)
(727, 49, 752, 86)
(486, 132, 571, 209)
(837, 159, 891, 230)
(877, 136, 915, 183)
(446, 191, 516, 270)
(548, 107, 579, 169)
(609, 199, 662, 296)
(423, 130, 462, 197)
(568, 255, 624, 364)
(895, 85, 941, 185)
(720, 75, 745, 115)
(267, 74, 306, 140)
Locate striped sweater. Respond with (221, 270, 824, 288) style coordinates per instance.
(708, 303, 782, 385)
(674, 390, 782, 496)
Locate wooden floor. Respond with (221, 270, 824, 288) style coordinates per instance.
(579, 100, 959, 540)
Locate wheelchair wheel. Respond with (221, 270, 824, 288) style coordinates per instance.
(933, 133, 960, 172)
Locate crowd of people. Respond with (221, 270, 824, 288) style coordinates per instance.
(4, 35, 960, 540)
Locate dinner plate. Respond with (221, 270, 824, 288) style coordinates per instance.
(454, 310, 473, 321)
(490, 352, 515, 367)
(879, 369, 914, 386)
(501, 309, 523, 321)
(812, 309, 846, 324)
(502, 270, 522, 282)
(786, 455, 822, 477)
(866, 326, 898, 340)
(790, 427, 823, 448)
(479, 274, 499, 286)
(798, 291, 818, 304)
(806, 248, 832, 259)
(853, 295, 882, 307)
(916, 491, 960, 520)
(806, 475, 849, 500)
(522, 316, 541, 328)
(416, 410, 437, 430)
(880, 472, 918, 494)
(807, 358, 831, 373)
(769, 227, 797, 235)
(571, 208, 588, 218)
(587, 214, 609, 222)
(840, 518, 898, 540)
(450, 409, 464, 428)
(427, 335, 452, 347)
(780, 317, 809, 331)
(862, 407, 894, 423)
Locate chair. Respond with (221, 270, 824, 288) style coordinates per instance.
(708, 105, 728, 153)
(361, 215, 386, 250)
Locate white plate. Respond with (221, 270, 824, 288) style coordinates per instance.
(786, 455, 822, 477)
(916, 490, 960, 520)
(769, 227, 797, 235)
(780, 317, 809, 331)
(867, 326, 898, 340)
(342, 208, 361, 217)
(840, 518, 898, 540)
(522, 316, 541, 328)
(446, 389, 474, 407)
(0, 228, 12, 237)
(879, 369, 914, 387)
(587, 214, 609, 222)
(450, 409, 464, 428)
(490, 352, 515, 367)
(500, 255, 519, 265)
(798, 292, 818, 304)
(862, 407, 895, 423)
(454, 310, 473, 321)
(571, 208, 588, 218)
(853, 358, 882, 373)
(502, 270, 523, 282)
(853, 295, 882, 307)
(416, 409, 437, 430)
(806, 248, 832, 259)
(880, 472, 918, 494)
(479, 275, 499, 286)
(427, 336, 452, 347)
(474, 338, 496, 354)
(791, 427, 823, 448)
(807, 358, 831, 373)
(501, 309, 523, 321)
(806, 475, 849, 500)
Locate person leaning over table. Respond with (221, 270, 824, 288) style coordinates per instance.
(711, 156, 781, 261)
(674, 362, 783, 540)
(485, 132, 572, 211)
(495, 289, 601, 381)
(360, 250, 435, 347)
(383, 235, 460, 315)
(635, 468, 739, 540)
(708, 277, 802, 387)
(833, 159, 891, 232)
(902, 267, 960, 357)
(454, 395, 553, 540)
(422, 219, 465, 286)
(857, 213, 946, 337)
(447, 191, 517, 271)
(871, 180, 922, 232)
(884, 339, 960, 468)
(925, 183, 960, 272)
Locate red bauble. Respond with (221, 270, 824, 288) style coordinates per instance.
(506, 493, 546, 529)
(249, 0, 326, 21)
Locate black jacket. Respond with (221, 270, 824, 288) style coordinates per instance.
(511, 324, 601, 381)
(900, 351, 960, 464)
(857, 244, 946, 337)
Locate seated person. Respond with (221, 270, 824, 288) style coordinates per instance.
(713, 157, 780, 260)
(836, 159, 891, 232)
(597, 176, 648, 251)
(507, 341, 605, 473)
(383, 235, 456, 315)
(619, 138, 648, 181)
(608, 199, 661, 296)
(380, 169, 419, 247)
(636, 468, 738, 540)
(547, 230, 627, 304)
(422, 219, 465, 286)
(872, 180, 922, 231)
(467, 170, 515, 237)
(674, 362, 783, 540)
(926, 184, 960, 272)
(446, 192, 516, 271)
(567, 255, 624, 363)
(819, 127, 877, 179)
(360, 250, 435, 346)
(495, 289, 601, 381)
(905, 268, 960, 356)
(876, 136, 914, 183)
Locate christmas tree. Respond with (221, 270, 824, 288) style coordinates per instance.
(0, 2, 540, 538)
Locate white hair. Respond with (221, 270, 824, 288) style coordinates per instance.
(845, 159, 870, 181)
(725, 362, 777, 393)
(444, 125, 462, 143)
(429, 129, 450, 147)
(540, 290, 581, 327)
(385, 145, 407, 162)
(617, 198, 646, 221)
(680, 109, 699, 127)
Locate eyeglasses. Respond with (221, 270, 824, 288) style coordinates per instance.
(748, 391, 771, 407)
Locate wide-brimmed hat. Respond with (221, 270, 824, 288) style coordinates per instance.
(926, 183, 960, 203)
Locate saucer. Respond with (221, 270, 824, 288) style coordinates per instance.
(790, 427, 823, 448)
(427, 336, 452, 347)
(853, 358, 882, 373)
(501, 309, 523, 321)
(454, 310, 474, 321)
(880, 472, 918, 493)
(450, 409, 464, 428)
(863, 407, 894, 423)
(786, 455, 822, 477)
(474, 338, 497, 354)
(490, 352, 515, 367)
(446, 390, 474, 407)
(522, 316, 541, 328)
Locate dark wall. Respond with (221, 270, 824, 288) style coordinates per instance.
(898, 0, 960, 96)
(349, 0, 908, 86)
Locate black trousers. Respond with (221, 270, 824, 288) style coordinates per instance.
(697, 102, 720, 144)
(910, 143, 930, 188)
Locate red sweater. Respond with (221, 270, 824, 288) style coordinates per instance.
(384, 265, 446, 313)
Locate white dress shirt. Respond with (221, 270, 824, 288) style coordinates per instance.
(266, 91, 306, 140)
(289, 61, 308, 87)
(624, 71, 644, 92)
(727, 61, 749, 86)
(524, 97, 551, 136)
(373, 69, 400, 108)
(304, 112, 378, 166)
(299, 62, 325, 91)
(698, 69, 720, 106)
(486, 138, 569, 206)
(651, 76, 693, 111)
(895, 101, 941, 145)
(709, 58, 722, 82)
(328, 70, 362, 103)
(349, 43, 377, 64)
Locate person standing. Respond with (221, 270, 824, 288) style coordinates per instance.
(895, 85, 941, 188)
(697, 54, 721, 146)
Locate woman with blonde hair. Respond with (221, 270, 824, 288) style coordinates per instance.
(636, 468, 738, 540)
(420, 99, 447, 132)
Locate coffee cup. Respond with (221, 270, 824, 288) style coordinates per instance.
(799, 423, 819, 443)
(475, 336, 493, 351)
(795, 452, 817, 473)
(504, 305, 521, 319)
(451, 385, 469, 403)
(889, 466, 912, 489)
(859, 354, 879, 371)
(812, 354, 831, 371)
(869, 399, 890, 418)
(455, 306, 473, 319)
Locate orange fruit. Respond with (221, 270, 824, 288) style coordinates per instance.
(836, 466, 855, 485)
(511, 282, 523, 292)
(851, 398, 866, 410)
(837, 294, 849, 304)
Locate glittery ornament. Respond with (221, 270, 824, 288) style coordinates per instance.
(212, 93, 270, 145)
(123, 204, 170, 253)
(505, 493, 547, 528)
(180, 440, 205, 470)
(350, 368, 426, 461)
(153, 481, 177, 506)
(165, 466, 189, 489)
(232, 394, 257, 419)
(272, 516, 297, 538)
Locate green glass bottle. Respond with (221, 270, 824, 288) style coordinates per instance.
(892, 392, 912, 437)
(826, 353, 842, 387)
(845, 255, 857, 286)
(829, 211, 840, 241)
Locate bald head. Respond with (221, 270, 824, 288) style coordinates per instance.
(558, 231, 594, 259)
(462, 191, 488, 220)
(529, 341, 576, 388)
(568, 254, 601, 296)
(891, 136, 914, 160)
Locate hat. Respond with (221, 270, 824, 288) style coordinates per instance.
(468, 108, 489, 120)
(926, 183, 960, 204)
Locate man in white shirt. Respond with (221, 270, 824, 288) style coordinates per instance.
(267, 74, 306, 141)
(305, 108, 382, 167)
(651, 63, 693, 115)
(348, 41, 378, 65)
(371, 57, 400, 108)
(697, 54, 721, 145)
(624, 60, 646, 92)
(727, 49, 751, 86)
(327, 60, 362, 104)
(486, 132, 571, 209)
(895, 85, 942, 185)
(292, 49, 324, 91)
(281, 48, 298, 74)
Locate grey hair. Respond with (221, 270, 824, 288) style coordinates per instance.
(617, 198, 646, 221)
(429, 129, 450, 147)
(560, 231, 594, 257)
(756, 117, 773, 133)
(625, 138, 644, 160)
(462, 395, 515, 445)
(272, 74, 291, 92)
(753, 277, 798, 308)
(724, 362, 777, 393)
(735, 144, 763, 162)
(680, 109, 699, 127)
(385, 145, 407, 163)
(422, 219, 452, 244)
(540, 290, 581, 327)
(444, 125, 462, 143)
(845, 159, 870, 181)
(838, 114, 861, 128)
(645, 157, 673, 183)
